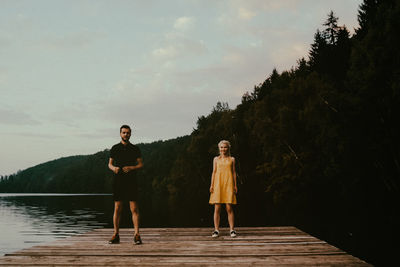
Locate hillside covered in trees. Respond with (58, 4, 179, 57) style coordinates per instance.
(1, 0, 399, 265)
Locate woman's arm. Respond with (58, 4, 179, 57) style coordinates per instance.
(232, 157, 238, 194)
(210, 157, 218, 193)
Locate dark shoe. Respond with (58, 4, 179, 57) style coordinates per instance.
(134, 234, 142, 245)
(108, 233, 120, 244)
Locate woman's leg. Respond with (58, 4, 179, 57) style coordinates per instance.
(213, 204, 221, 230)
(226, 204, 235, 231)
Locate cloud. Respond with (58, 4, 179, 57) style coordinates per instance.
(0, 107, 40, 125)
(75, 129, 117, 140)
(42, 30, 106, 50)
(151, 16, 204, 62)
(102, 43, 273, 140)
(269, 42, 309, 71)
(238, 7, 256, 20)
(0, 67, 8, 85)
(173, 16, 195, 31)
(1, 132, 63, 139)
(44, 102, 90, 128)
(234, 0, 301, 12)
(152, 45, 178, 60)
(0, 35, 11, 48)
(152, 36, 207, 62)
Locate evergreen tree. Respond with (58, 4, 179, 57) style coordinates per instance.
(356, 0, 379, 38)
(322, 11, 339, 45)
(308, 30, 327, 71)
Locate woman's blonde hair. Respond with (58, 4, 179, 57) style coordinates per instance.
(218, 140, 231, 156)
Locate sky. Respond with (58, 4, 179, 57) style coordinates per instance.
(0, 0, 363, 176)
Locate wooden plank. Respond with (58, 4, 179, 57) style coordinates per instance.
(10, 244, 343, 255)
(0, 255, 370, 266)
(0, 227, 371, 266)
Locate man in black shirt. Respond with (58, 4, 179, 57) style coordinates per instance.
(108, 125, 144, 245)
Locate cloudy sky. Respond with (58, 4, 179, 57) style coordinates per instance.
(0, 0, 362, 175)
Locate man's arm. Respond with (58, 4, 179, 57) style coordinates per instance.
(122, 158, 144, 173)
(108, 158, 120, 174)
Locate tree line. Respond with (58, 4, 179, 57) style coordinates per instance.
(1, 0, 399, 265)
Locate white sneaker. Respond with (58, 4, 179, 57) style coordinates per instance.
(230, 230, 237, 238)
(211, 230, 219, 238)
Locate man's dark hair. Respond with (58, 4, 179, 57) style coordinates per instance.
(120, 124, 131, 132)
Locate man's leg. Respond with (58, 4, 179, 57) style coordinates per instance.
(129, 201, 140, 235)
(130, 201, 142, 244)
(113, 201, 123, 235)
(109, 201, 123, 243)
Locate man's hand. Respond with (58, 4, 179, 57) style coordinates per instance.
(122, 166, 133, 173)
(113, 167, 120, 174)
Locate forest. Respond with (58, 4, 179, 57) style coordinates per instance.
(1, 0, 399, 265)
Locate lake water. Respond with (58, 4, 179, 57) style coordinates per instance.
(0, 194, 116, 256)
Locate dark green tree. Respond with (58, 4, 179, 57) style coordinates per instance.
(322, 11, 339, 45)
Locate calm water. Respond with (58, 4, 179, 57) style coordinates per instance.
(0, 194, 115, 256)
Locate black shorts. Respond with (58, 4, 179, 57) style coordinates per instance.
(112, 174, 138, 201)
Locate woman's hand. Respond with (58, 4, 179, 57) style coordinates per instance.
(209, 185, 214, 193)
(234, 186, 238, 194)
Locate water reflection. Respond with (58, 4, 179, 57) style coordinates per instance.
(0, 194, 114, 256)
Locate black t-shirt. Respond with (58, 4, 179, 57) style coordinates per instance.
(110, 142, 142, 169)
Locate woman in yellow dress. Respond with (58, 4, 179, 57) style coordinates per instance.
(209, 140, 238, 238)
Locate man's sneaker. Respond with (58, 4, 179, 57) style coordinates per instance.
(211, 230, 219, 238)
(108, 233, 120, 244)
(134, 234, 142, 245)
(230, 230, 237, 238)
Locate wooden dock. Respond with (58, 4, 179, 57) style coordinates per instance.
(0, 227, 370, 266)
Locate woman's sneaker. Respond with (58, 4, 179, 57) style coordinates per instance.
(211, 230, 219, 238)
(230, 230, 237, 238)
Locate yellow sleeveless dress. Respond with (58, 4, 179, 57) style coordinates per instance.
(209, 157, 237, 204)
